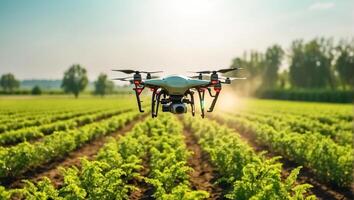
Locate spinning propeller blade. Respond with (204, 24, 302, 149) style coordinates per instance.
(140, 71, 163, 74)
(190, 67, 242, 74)
(227, 77, 246, 80)
(112, 69, 163, 74)
(112, 76, 132, 81)
(217, 67, 242, 73)
(188, 76, 200, 79)
(112, 69, 136, 74)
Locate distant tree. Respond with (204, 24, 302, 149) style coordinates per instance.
(278, 70, 289, 89)
(335, 40, 354, 90)
(230, 51, 266, 95)
(289, 38, 334, 89)
(31, 85, 42, 95)
(263, 44, 284, 88)
(61, 64, 88, 98)
(94, 73, 114, 97)
(0, 73, 20, 92)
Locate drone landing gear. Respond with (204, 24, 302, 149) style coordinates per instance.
(185, 91, 195, 116)
(207, 88, 220, 112)
(151, 89, 166, 118)
(197, 89, 206, 118)
(133, 86, 144, 113)
(151, 90, 156, 117)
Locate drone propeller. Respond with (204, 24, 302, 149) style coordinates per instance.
(112, 77, 134, 84)
(190, 67, 242, 74)
(219, 76, 246, 80)
(112, 69, 163, 74)
(188, 75, 200, 79)
(198, 74, 246, 80)
(112, 77, 131, 81)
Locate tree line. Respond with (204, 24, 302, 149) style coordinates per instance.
(229, 37, 353, 93)
(0, 64, 115, 98)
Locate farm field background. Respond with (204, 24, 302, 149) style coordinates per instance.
(0, 96, 352, 200)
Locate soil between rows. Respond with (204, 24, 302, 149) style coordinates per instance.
(212, 116, 354, 200)
(129, 154, 154, 200)
(6, 114, 147, 189)
(182, 126, 224, 200)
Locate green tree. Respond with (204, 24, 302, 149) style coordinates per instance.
(0, 73, 20, 92)
(278, 70, 289, 89)
(230, 51, 266, 95)
(61, 64, 88, 98)
(335, 40, 354, 90)
(263, 44, 284, 88)
(31, 85, 42, 95)
(94, 73, 114, 97)
(289, 38, 334, 89)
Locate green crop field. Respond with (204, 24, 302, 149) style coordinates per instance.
(0, 96, 352, 200)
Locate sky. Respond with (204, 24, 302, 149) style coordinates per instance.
(0, 0, 353, 80)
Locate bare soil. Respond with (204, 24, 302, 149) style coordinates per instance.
(183, 126, 224, 200)
(6, 114, 147, 189)
(212, 116, 354, 200)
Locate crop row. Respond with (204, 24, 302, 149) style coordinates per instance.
(184, 115, 315, 199)
(0, 98, 135, 133)
(243, 100, 352, 124)
(0, 106, 100, 127)
(0, 108, 109, 133)
(247, 109, 352, 131)
(0, 107, 133, 146)
(0, 122, 147, 199)
(215, 113, 353, 187)
(145, 115, 208, 199)
(0, 114, 207, 199)
(0, 110, 139, 180)
(0, 108, 80, 124)
(232, 112, 352, 146)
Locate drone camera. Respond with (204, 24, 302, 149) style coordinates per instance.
(161, 103, 187, 114)
(171, 103, 187, 114)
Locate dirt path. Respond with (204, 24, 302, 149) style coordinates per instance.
(212, 116, 353, 200)
(7, 114, 147, 189)
(183, 126, 223, 200)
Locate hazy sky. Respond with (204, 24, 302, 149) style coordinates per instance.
(0, 0, 353, 80)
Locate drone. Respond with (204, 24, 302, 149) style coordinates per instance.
(112, 68, 244, 118)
